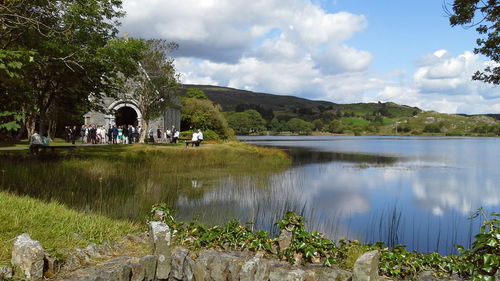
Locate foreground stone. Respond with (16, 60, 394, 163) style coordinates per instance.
(0, 266, 13, 280)
(148, 221, 172, 279)
(11, 233, 46, 281)
(353, 250, 380, 281)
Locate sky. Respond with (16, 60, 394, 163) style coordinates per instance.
(119, 0, 500, 114)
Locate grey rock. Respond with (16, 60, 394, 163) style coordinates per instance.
(0, 266, 13, 280)
(225, 253, 244, 280)
(169, 246, 188, 280)
(63, 252, 81, 271)
(239, 256, 273, 281)
(269, 268, 306, 281)
(254, 258, 273, 281)
(101, 257, 133, 281)
(149, 221, 172, 280)
(155, 248, 172, 280)
(139, 255, 157, 281)
(208, 253, 228, 281)
(182, 254, 195, 281)
(84, 244, 102, 259)
(126, 258, 145, 281)
(59, 266, 101, 281)
(45, 256, 63, 277)
(305, 266, 352, 281)
(353, 250, 380, 281)
(278, 230, 293, 251)
(148, 221, 171, 251)
(192, 249, 217, 281)
(74, 248, 92, 264)
(417, 270, 439, 281)
(11, 233, 46, 281)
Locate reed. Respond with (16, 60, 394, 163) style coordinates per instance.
(0, 191, 143, 265)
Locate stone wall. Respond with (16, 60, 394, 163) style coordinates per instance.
(1, 223, 384, 281)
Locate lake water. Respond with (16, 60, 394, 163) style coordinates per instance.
(180, 136, 500, 254)
(2, 136, 498, 255)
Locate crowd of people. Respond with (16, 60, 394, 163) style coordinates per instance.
(63, 125, 181, 145)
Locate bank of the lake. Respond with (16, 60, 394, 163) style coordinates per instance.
(0, 142, 290, 265)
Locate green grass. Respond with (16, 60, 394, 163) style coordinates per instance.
(0, 191, 143, 265)
(0, 142, 290, 265)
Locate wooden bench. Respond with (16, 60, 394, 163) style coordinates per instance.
(30, 145, 77, 154)
(184, 140, 203, 147)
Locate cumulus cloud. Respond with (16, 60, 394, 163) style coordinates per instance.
(121, 0, 368, 64)
(375, 50, 500, 113)
(122, 0, 500, 114)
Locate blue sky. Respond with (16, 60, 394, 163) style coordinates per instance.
(120, 0, 499, 114)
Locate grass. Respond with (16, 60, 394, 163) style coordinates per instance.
(0, 191, 144, 265)
(0, 142, 291, 265)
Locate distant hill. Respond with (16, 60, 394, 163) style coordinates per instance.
(182, 84, 421, 121)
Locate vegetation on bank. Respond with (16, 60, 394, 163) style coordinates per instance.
(0, 142, 290, 265)
(180, 86, 500, 137)
(224, 107, 500, 137)
(152, 205, 499, 281)
(0, 192, 143, 265)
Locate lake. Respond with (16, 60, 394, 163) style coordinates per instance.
(230, 136, 500, 254)
(1, 136, 498, 255)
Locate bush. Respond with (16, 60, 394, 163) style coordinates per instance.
(181, 129, 219, 140)
(423, 123, 442, 133)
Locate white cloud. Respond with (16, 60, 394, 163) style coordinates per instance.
(375, 50, 500, 113)
(122, 1, 500, 114)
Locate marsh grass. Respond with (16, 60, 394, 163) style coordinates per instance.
(0, 191, 143, 265)
(0, 142, 290, 264)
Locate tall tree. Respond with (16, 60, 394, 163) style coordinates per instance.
(447, 0, 499, 84)
(0, 0, 126, 138)
(128, 39, 181, 143)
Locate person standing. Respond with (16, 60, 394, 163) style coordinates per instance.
(123, 125, 129, 144)
(118, 126, 124, 144)
(71, 126, 78, 145)
(112, 125, 118, 144)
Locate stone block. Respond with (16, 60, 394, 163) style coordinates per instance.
(353, 250, 380, 281)
(11, 233, 46, 281)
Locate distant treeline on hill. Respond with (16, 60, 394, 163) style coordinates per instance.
(181, 84, 500, 137)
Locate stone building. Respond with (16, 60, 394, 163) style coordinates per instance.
(83, 96, 181, 131)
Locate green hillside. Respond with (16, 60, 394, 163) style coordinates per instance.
(182, 84, 420, 121)
(182, 84, 499, 136)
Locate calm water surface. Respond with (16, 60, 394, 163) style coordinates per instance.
(2, 136, 499, 254)
(184, 136, 500, 254)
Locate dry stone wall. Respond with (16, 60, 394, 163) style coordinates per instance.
(2, 222, 384, 281)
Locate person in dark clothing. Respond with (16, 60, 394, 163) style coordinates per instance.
(64, 126, 71, 142)
(112, 125, 118, 144)
(71, 126, 78, 144)
(123, 125, 129, 144)
(89, 125, 97, 144)
(107, 125, 113, 144)
(157, 128, 162, 142)
(128, 125, 134, 144)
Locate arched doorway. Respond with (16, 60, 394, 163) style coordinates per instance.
(115, 106, 138, 127)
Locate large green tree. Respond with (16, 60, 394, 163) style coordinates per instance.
(181, 89, 234, 139)
(448, 0, 499, 84)
(0, 0, 127, 138)
(127, 39, 181, 143)
(225, 109, 266, 135)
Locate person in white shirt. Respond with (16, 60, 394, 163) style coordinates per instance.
(29, 132, 44, 154)
(190, 130, 198, 147)
(196, 129, 203, 146)
(173, 130, 179, 143)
